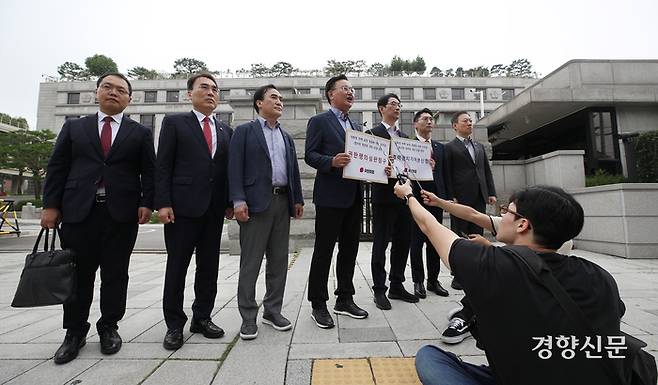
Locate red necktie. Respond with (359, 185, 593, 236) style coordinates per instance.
(101, 116, 113, 158)
(202, 116, 213, 155)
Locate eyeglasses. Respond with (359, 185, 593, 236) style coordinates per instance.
(499, 204, 526, 220)
(387, 101, 402, 108)
(335, 85, 355, 94)
(99, 83, 129, 96)
(197, 83, 219, 94)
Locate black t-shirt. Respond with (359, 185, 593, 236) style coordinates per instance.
(449, 239, 626, 385)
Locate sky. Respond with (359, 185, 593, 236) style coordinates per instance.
(1, 0, 657, 129)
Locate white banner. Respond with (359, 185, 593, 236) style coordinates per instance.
(343, 130, 390, 184)
(390, 137, 433, 181)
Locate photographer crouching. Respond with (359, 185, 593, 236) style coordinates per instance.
(394, 180, 626, 385)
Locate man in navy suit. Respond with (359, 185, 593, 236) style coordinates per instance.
(367, 93, 417, 310)
(228, 84, 304, 340)
(155, 73, 234, 350)
(41, 73, 155, 364)
(409, 108, 449, 299)
(305, 74, 368, 328)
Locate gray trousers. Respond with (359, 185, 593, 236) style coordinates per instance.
(237, 194, 291, 322)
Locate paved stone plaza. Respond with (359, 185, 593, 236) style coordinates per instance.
(0, 239, 657, 384)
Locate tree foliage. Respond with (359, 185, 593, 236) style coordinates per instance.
(636, 130, 658, 183)
(0, 112, 29, 129)
(270, 61, 295, 77)
(57, 61, 89, 81)
(85, 54, 119, 77)
(173, 58, 209, 76)
(323, 59, 367, 76)
(0, 129, 55, 199)
(127, 66, 161, 80)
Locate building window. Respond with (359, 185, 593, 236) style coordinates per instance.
(399, 112, 414, 135)
(372, 111, 382, 127)
(216, 112, 232, 125)
(166, 91, 179, 103)
(64, 115, 79, 120)
(297, 88, 310, 95)
(423, 88, 436, 100)
(451, 88, 464, 100)
(353, 88, 362, 100)
(400, 88, 414, 101)
(67, 93, 80, 104)
(246, 89, 256, 96)
(371, 88, 385, 100)
(219, 89, 230, 100)
(320, 87, 326, 100)
(475, 88, 487, 101)
(502, 88, 515, 101)
(144, 91, 157, 103)
(140, 114, 155, 130)
(350, 112, 363, 128)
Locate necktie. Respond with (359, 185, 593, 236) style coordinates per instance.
(101, 116, 113, 158)
(202, 116, 213, 155)
(340, 112, 349, 122)
(466, 138, 476, 162)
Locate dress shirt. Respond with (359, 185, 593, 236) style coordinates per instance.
(96, 111, 123, 194)
(456, 134, 476, 162)
(381, 121, 401, 138)
(192, 109, 218, 157)
(329, 106, 352, 130)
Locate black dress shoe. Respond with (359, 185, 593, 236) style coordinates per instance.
(374, 292, 392, 310)
(190, 319, 224, 339)
(99, 328, 122, 355)
(334, 301, 368, 319)
(311, 308, 335, 329)
(54, 333, 86, 364)
(163, 329, 184, 350)
(414, 282, 427, 299)
(388, 284, 419, 303)
(427, 280, 449, 297)
(451, 277, 463, 290)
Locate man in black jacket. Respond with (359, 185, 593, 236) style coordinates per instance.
(41, 73, 155, 364)
(367, 93, 417, 310)
(155, 73, 233, 350)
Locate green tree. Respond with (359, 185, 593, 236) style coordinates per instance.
(368, 63, 386, 76)
(409, 56, 426, 75)
(173, 58, 208, 76)
(389, 55, 405, 74)
(490, 64, 505, 77)
(250, 63, 270, 77)
(57, 61, 89, 81)
(270, 61, 295, 77)
(127, 66, 160, 80)
(429, 67, 443, 77)
(85, 54, 119, 77)
(444, 68, 455, 77)
(506, 58, 534, 78)
(0, 113, 29, 129)
(0, 129, 55, 198)
(323, 59, 366, 76)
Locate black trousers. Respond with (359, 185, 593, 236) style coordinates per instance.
(307, 199, 361, 308)
(61, 202, 138, 334)
(163, 207, 223, 330)
(370, 202, 411, 293)
(410, 206, 443, 283)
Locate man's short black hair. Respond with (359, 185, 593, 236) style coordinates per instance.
(451, 111, 469, 126)
(414, 108, 433, 123)
(187, 72, 217, 91)
(377, 93, 400, 116)
(96, 72, 132, 96)
(253, 84, 277, 113)
(509, 185, 584, 250)
(325, 74, 348, 101)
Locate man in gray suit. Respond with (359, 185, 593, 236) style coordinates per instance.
(228, 84, 304, 340)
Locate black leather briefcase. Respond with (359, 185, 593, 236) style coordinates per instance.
(11, 227, 77, 307)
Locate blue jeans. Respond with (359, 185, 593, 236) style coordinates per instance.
(415, 345, 496, 385)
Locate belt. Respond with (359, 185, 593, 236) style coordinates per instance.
(272, 186, 288, 195)
(95, 194, 107, 203)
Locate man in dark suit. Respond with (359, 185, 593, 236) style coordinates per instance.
(156, 73, 233, 350)
(442, 110, 496, 344)
(41, 73, 155, 364)
(228, 84, 304, 340)
(367, 93, 417, 310)
(305, 74, 368, 329)
(409, 108, 449, 299)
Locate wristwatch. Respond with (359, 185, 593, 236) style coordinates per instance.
(404, 193, 414, 205)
